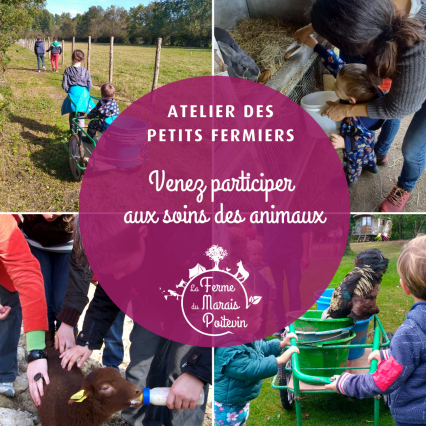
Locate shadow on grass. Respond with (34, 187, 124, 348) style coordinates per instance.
(8, 113, 75, 182)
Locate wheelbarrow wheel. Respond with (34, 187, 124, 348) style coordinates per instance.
(69, 134, 83, 181)
(278, 361, 294, 410)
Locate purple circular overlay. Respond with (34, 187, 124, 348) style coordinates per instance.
(79, 76, 350, 347)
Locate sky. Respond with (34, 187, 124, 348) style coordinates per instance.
(46, 0, 150, 16)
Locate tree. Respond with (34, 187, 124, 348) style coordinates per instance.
(205, 245, 227, 270)
(60, 18, 77, 39)
(0, 0, 44, 58)
(103, 6, 129, 41)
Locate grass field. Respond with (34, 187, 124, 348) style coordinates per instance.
(70, 42, 211, 102)
(0, 44, 210, 211)
(248, 240, 413, 426)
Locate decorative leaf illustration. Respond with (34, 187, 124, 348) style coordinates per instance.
(249, 296, 254, 303)
(252, 296, 262, 305)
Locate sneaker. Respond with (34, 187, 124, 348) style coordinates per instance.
(52, 67, 55, 72)
(381, 185, 411, 212)
(43, 66, 46, 71)
(376, 155, 388, 166)
(365, 164, 379, 174)
(38, 70, 40, 73)
(0, 383, 15, 397)
(56, 70, 58, 73)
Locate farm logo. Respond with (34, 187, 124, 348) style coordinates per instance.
(161, 245, 262, 337)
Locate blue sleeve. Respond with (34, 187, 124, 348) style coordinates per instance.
(222, 351, 278, 382)
(87, 102, 100, 119)
(336, 325, 422, 398)
(258, 339, 281, 357)
(314, 43, 345, 78)
(341, 121, 372, 153)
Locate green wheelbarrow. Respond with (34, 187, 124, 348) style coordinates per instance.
(272, 315, 391, 425)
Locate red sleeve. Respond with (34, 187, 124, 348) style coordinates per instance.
(0, 215, 48, 332)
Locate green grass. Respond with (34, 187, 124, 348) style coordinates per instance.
(0, 43, 210, 210)
(69, 42, 211, 102)
(248, 240, 413, 426)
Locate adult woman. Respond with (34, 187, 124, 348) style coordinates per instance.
(22, 214, 75, 344)
(295, 0, 426, 211)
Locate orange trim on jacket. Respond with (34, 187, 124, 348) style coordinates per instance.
(0, 215, 48, 332)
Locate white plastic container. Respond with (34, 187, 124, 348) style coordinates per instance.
(300, 91, 341, 137)
(139, 387, 205, 406)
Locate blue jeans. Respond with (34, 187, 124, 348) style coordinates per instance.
(29, 246, 71, 331)
(102, 310, 125, 370)
(395, 422, 417, 426)
(397, 100, 426, 191)
(374, 119, 402, 158)
(37, 54, 45, 70)
(0, 285, 22, 382)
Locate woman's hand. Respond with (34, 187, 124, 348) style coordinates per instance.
(27, 358, 50, 406)
(60, 345, 92, 371)
(330, 133, 345, 149)
(322, 101, 351, 121)
(167, 373, 204, 411)
(55, 323, 76, 354)
(0, 304, 11, 320)
(294, 24, 314, 44)
(280, 332, 298, 348)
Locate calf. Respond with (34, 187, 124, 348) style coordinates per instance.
(37, 348, 142, 426)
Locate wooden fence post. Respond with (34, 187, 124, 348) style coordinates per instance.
(48, 37, 51, 59)
(109, 36, 114, 83)
(87, 36, 91, 72)
(62, 40, 64, 65)
(72, 37, 75, 56)
(152, 37, 162, 91)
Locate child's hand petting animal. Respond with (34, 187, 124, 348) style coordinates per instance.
(276, 346, 299, 366)
(0, 303, 11, 320)
(368, 349, 381, 365)
(60, 344, 93, 371)
(280, 332, 298, 348)
(330, 133, 345, 150)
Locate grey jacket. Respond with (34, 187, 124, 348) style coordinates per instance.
(34, 40, 45, 55)
(368, 1, 426, 119)
(62, 65, 93, 93)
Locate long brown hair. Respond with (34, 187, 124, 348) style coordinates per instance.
(311, 0, 426, 81)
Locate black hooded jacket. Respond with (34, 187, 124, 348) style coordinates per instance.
(34, 40, 45, 55)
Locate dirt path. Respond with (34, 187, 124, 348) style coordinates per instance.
(0, 46, 129, 211)
(348, 115, 426, 212)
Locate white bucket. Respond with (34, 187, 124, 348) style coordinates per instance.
(300, 91, 341, 137)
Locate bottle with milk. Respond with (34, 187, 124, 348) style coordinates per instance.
(140, 387, 205, 406)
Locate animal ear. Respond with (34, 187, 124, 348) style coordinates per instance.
(68, 388, 93, 405)
(217, 42, 238, 60)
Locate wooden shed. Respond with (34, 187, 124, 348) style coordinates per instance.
(352, 215, 392, 242)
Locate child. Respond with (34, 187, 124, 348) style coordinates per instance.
(243, 240, 279, 337)
(303, 35, 385, 187)
(46, 37, 62, 72)
(61, 49, 94, 134)
(34, 35, 46, 73)
(214, 332, 299, 425)
(87, 83, 119, 138)
(325, 235, 426, 426)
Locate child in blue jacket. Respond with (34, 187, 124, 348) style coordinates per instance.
(214, 332, 299, 425)
(303, 35, 385, 187)
(325, 235, 426, 426)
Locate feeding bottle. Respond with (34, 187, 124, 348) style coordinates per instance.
(139, 387, 205, 406)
